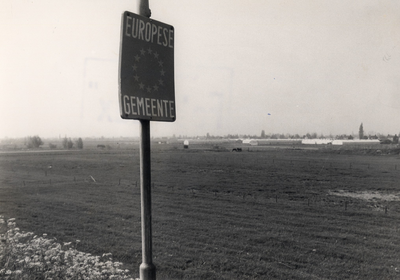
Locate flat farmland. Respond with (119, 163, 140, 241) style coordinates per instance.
(1, 145, 400, 279)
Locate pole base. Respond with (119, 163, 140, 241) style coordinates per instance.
(140, 262, 156, 280)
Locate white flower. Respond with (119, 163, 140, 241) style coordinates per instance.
(0, 217, 136, 280)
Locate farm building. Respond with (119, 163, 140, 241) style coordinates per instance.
(241, 139, 302, 146)
(302, 139, 333, 145)
(242, 139, 258, 146)
(302, 139, 381, 146)
(258, 139, 302, 146)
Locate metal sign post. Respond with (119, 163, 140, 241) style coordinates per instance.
(118, 1, 175, 279)
(139, 119, 155, 280)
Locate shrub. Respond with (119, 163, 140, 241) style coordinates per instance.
(67, 139, 74, 149)
(76, 138, 84, 149)
(26, 136, 43, 149)
(380, 139, 392, 144)
(62, 137, 74, 149)
(0, 216, 137, 280)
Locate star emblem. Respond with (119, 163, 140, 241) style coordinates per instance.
(131, 49, 167, 94)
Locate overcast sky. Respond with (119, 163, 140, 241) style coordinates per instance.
(1, 0, 399, 139)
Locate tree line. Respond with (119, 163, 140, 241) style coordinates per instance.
(26, 136, 83, 149)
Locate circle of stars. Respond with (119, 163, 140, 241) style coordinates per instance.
(131, 47, 166, 93)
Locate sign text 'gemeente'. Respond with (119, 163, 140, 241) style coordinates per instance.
(119, 11, 175, 122)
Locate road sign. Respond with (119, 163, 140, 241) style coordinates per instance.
(119, 11, 175, 122)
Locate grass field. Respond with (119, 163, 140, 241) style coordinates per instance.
(1, 143, 400, 279)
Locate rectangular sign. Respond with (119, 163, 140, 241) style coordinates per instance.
(119, 11, 175, 122)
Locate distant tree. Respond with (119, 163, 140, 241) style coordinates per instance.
(359, 123, 364, 140)
(261, 130, 266, 138)
(62, 137, 68, 149)
(27, 136, 43, 148)
(306, 133, 317, 139)
(67, 138, 74, 149)
(348, 135, 354, 140)
(76, 138, 83, 149)
(311, 133, 318, 139)
(393, 134, 399, 144)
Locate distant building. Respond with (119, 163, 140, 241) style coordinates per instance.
(242, 139, 258, 146)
